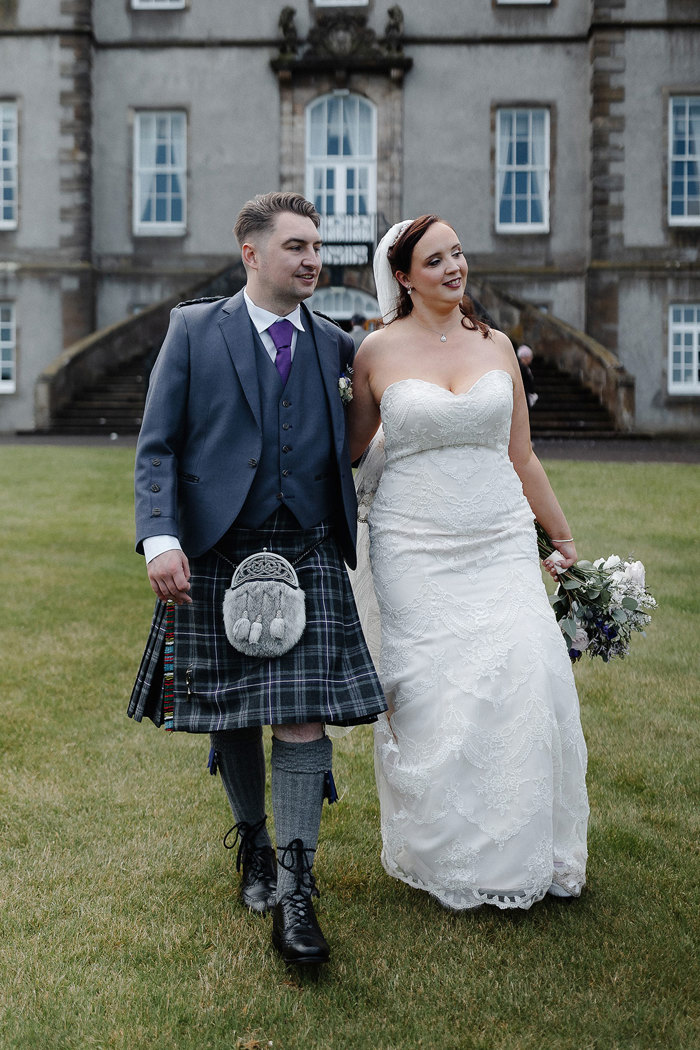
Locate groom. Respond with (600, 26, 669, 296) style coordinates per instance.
(129, 191, 386, 966)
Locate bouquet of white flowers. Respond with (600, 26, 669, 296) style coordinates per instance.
(536, 523, 656, 663)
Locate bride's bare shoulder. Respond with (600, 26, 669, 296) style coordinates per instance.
(354, 323, 403, 365)
(484, 326, 513, 349)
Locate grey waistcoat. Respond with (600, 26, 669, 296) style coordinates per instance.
(236, 326, 336, 529)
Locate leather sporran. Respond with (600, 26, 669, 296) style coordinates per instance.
(222, 549, 306, 658)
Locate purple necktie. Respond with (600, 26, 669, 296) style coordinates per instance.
(268, 319, 294, 385)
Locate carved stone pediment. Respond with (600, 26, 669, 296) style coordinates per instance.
(273, 6, 412, 81)
(307, 14, 382, 60)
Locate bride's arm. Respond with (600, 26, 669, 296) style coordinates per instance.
(507, 354, 578, 576)
(347, 337, 382, 462)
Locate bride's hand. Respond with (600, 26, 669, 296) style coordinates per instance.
(542, 540, 577, 579)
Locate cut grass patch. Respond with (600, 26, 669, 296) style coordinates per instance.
(1, 447, 698, 1049)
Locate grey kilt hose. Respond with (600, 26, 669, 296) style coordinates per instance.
(128, 510, 386, 731)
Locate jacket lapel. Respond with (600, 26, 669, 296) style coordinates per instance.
(303, 304, 345, 459)
(218, 291, 262, 430)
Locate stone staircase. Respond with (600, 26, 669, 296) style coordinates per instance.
(528, 357, 617, 438)
(46, 349, 618, 439)
(49, 357, 150, 436)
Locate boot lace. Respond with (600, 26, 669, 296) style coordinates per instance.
(223, 816, 270, 875)
(277, 838, 319, 900)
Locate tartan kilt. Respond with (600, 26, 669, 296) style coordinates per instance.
(128, 512, 386, 732)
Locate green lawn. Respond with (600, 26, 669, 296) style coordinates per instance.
(1, 446, 698, 1050)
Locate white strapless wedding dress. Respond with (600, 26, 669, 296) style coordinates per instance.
(368, 370, 588, 910)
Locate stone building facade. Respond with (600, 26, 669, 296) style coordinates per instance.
(0, 0, 698, 433)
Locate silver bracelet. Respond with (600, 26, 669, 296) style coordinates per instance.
(551, 537, 574, 544)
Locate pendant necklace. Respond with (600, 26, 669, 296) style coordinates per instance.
(410, 314, 463, 343)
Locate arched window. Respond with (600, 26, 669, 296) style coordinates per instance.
(308, 286, 380, 323)
(306, 93, 377, 248)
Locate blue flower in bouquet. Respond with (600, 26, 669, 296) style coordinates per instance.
(536, 524, 656, 663)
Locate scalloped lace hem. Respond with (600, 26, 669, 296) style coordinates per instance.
(381, 853, 584, 912)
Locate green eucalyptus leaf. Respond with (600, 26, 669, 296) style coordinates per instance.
(561, 616, 578, 640)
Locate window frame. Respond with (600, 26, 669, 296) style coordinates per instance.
(668, 95, 700, 227)
(132, 109, 187, 238)
(668, 304, 700, 395)
(131, 0, 186, 10)
(305, 92, 377, 238)
(495, 106, 551, 235)
(1, 101, 19, 231)
(0, 301, 17, 394)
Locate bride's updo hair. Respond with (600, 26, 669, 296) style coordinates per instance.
(388, 214, 490, 337)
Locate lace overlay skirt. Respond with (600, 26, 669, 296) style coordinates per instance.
(369, 435, 589, 911)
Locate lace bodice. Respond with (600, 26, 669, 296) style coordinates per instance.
(379, 370, 513, 464)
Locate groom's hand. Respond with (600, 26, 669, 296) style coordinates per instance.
(147, 549, 192, 605)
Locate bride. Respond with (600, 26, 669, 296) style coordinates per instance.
(348, 216, 589, 911)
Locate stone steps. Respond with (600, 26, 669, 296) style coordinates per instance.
(528, 358, 617, 437)
(45, 349, 620, 439)
(50, 360, 148, 434)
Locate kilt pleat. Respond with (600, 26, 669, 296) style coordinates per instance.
(128, 513, 386, 732)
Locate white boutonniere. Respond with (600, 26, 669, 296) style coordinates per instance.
(338, 367, 353, 405)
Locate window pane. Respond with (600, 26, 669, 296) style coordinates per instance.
(515, 111, 529, 138)
(499, 197, 512, 224)
(358, 102, 372, 155)
(327, 97, 340, 155)
(342, 96, 357, 156)
(531, 195, 543, 224)
(309, 103, 325, 157)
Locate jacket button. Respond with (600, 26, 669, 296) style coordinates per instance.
(282, 422, 291, 430)
(150, 483, 161, 492)
(282, 445, 290, 453)
(249, 458, 258, 467)
(282, 400, 291, 408)
(282, 469, 290, 477)
(152, 508, 161, 517)
(152, 459, 161, 467)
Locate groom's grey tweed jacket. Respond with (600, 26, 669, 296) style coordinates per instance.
(134, 290, 359, 567)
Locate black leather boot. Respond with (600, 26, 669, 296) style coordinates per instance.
(271, 839, 330, 965)
(224, 817, 277, 914)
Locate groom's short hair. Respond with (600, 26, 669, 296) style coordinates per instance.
(234, 191, 320, 247)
